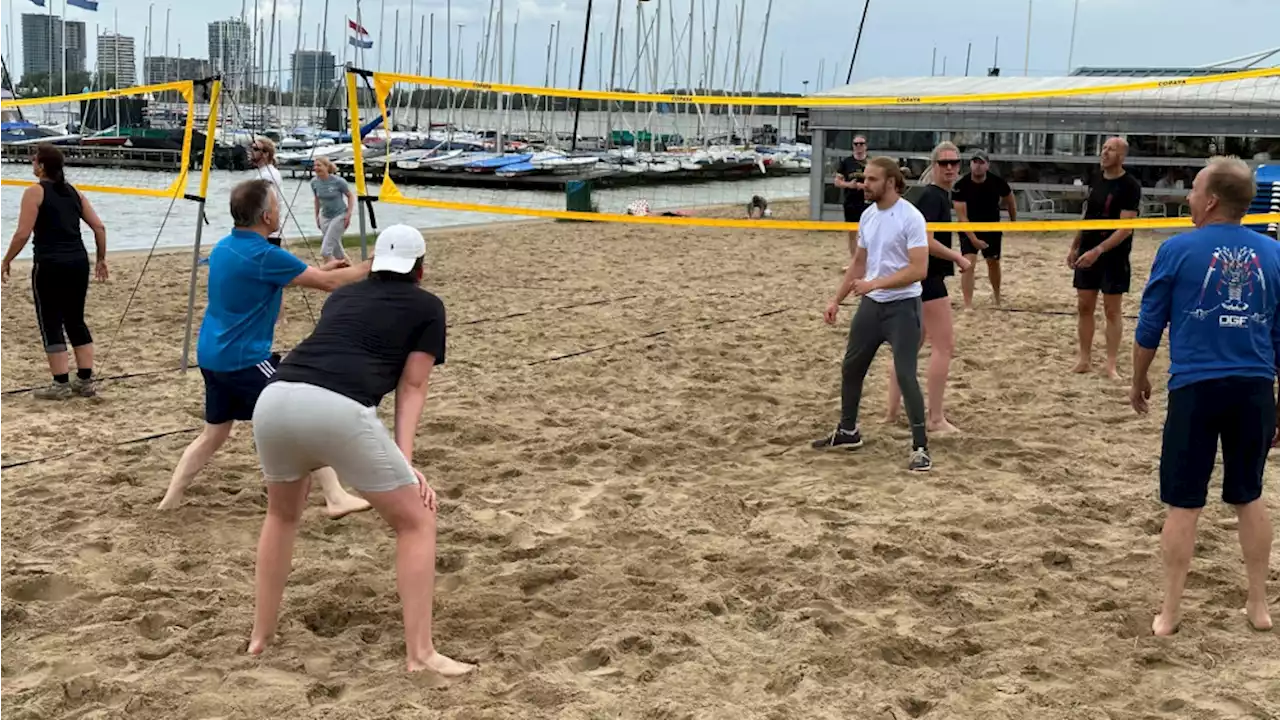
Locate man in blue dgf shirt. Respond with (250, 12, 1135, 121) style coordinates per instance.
(159, 179, 373, 518)
(1131, 156, 1276, 636)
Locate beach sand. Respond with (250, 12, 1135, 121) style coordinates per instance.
(3, 202, 1277, 719)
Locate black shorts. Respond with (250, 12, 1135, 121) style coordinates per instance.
(921, 275, 948, 303)
(960, 232, 1003, 260)
(1073, 254, 1131, 295)
(201, 354, 281, 425)
(843, 204, 867, 224)
(1160, 376, 1275, 509)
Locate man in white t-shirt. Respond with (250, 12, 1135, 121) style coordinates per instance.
(813, 156, 933, 472)
(250, 137, 287, 246)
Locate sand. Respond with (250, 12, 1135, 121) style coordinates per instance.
(2, 201, 1278, 720)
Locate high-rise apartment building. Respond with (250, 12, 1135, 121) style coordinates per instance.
(21, 14, 87, 80)
(97, 32, 137, 87)
(208, 18, 253, 91)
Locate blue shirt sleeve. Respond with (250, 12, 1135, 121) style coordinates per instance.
(260, 245, 309, 287)
(1135, 241, 1175, 349)
(1270, 253, 1280, 372)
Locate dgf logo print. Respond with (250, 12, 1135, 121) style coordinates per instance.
(1191, 246, 1270, 328)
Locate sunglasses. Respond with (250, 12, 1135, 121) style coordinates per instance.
(853, 141, 867, 146)
(937, 159, 962, 167)
(251, 145, 264, 152)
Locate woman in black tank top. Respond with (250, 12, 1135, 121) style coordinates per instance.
(1, 144, 110, 399)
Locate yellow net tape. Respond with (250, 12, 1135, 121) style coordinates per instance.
(373, 65, 1280, 109)
(0, 80, 198, 199)
(196, 80, 224, 200)
(358, 68, 1280, 233)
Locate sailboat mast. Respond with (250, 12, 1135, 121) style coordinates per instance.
(292, 0, 304, 122)
(267, 0, 278, 111)
(686, 0, 695, 142)
(708, 0, 721, 140)
(416, 14, 425, 128)
(604, 0, 621, 149)
(749, 0, 774, 128)
(495, 0, 504, 154)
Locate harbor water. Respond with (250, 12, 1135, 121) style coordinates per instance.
(0, 167, 806, 259)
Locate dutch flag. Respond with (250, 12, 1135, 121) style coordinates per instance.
(347, 17, 372, 48)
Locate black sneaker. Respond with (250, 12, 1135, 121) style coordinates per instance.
(908, 447, 932, 472)
(812, 426, 864, 451)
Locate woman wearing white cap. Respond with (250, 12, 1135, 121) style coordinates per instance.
(247, 224, 474, 677)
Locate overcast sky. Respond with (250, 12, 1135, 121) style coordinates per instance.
(6, 0, 1279, 92)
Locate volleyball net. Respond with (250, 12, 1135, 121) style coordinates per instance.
(347, 65, 1280, 235)
(0, 80, 216, 200)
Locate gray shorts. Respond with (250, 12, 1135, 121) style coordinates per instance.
(252, 381, 417, 494)
(319, 214, 347, 260)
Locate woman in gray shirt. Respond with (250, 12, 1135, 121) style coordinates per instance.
(310, 156, 354, 262)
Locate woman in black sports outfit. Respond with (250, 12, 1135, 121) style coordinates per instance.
(885, 141, 970, 433)
(2, 144, 109, 399)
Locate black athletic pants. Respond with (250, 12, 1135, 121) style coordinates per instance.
(841, 295, 928, 449)
(32, 258, 92, 354)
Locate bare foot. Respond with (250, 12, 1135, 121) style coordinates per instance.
(1152, 612, 1180, 636)
(409, 651, 476, 677)
(157, 481, 189, 511)
(1071, 357, 1092, 374)
(1101, 365, 1121, 381)
(928, 419, 960, 435)
(325, 493, 372, 520)
(247, 635, 271, 655)
(882, 412, 900, 425)
(1245, 602, 1273, 631)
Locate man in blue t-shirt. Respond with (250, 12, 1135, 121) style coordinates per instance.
(159, 179, 374, 516)
(1131, 157, 1276, 636)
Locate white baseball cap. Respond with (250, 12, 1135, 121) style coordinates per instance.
(370, 224, 426, 274)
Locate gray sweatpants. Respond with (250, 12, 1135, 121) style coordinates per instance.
(841, 295, 928, 449)
(319, 214, 347, 260)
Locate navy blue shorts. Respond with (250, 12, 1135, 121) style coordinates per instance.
(200, 354, 281, 425)
(1160, 376, 1275, 509)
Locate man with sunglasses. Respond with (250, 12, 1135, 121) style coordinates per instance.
(953, 150, 1016, 309)
(834, 135, 870, 262)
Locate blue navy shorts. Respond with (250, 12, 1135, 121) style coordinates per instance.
(1160, 376, 1275, 509)
(200, 354, 281, 425)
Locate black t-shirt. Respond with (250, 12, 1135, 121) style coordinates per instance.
(837, 156, 867, 210)
(952, 173, 1011, 223)
(33, 180, 88, 264)
(275, 277, 447, 407)
(913, 184, 954, 278)
(1080, 171, 1143, 254)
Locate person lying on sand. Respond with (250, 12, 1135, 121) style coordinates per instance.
(158, 179, 372, 518)
(247, 224, 474, 677)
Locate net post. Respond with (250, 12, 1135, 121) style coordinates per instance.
(180, 77, 224, 374)
(358, 199, 370, 260)
(345, 66, 371, 259)
(180, 198, 208, 373)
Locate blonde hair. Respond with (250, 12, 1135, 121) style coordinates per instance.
(313, 155, 337, 174)
(1203, 155, 1256, 218)
(919, 140, 960, 186)
(254, 136, 277, 165)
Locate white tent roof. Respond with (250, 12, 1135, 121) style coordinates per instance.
(809, 73, 1280, 111)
